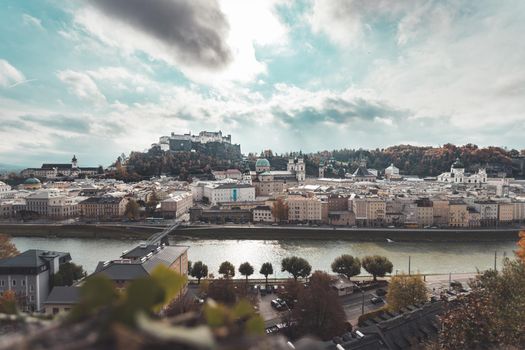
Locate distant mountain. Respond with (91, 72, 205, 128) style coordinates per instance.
(0, 163, 26, 173)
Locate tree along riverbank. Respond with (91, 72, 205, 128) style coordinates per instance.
(0, 223, 521, 242)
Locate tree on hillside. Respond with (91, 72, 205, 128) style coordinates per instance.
(331, 255, 361, 280)
(124, 200, 140, 220)
(437, 258, 525, 349)
(189, 261, 208, 284)
(218, 261, 235, 279)
(293, 271, 347, 340)
(259, 262, 274, 288)
(386, 274, 427, 311)
(281, 256, 311, 281)
(239, 262, 254, 285)
(53, 262, 87, 287)
(0, 234, 19, 259)
(361, 255, 393, 281)
(271, 198, 289, 223)
(146, 191, 159, 215)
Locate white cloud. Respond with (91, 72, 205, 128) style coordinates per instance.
(72, 0, 289, 85)
(0, 59, 25, 88)
(57, 70, 107, 105)
(22, 14, 44, 30)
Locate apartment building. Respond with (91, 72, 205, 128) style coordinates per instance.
(472, 200, 499, 227)
(449, 201, 469, 227)
(0, 250, 71, 312)
(498, 203, 514, 223)
(287, 195, 322, 223)
(79, 196, 128, 219)
(25, 190, 80, 219)
(252, 205, 275, 223)
(432, 200, 449, 227)
(160, 192, 192, 218)
(416, 198, 434, 227)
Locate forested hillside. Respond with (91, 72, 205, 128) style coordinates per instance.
(108, 143, 524, 181)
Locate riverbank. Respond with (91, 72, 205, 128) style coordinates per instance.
(1, 223, 521, 242)
(0, 224, 156, 240)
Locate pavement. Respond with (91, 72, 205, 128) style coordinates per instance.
(340, 288, 385, 325)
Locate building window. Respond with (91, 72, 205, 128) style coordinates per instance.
(22, 280, 26, 286)
(12, 280, 16, 286)
(29, 295, 34, 302)
(0, 280, 4, 287)
(29, 285, 34, 292)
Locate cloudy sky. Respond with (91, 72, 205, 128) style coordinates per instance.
(1, 0, 524, 167)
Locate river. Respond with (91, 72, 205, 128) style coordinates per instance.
(11, 236, 518, 277)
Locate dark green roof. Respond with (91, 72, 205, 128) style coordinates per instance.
(255, 159, 270, 167)
(24, 177, 41, 184)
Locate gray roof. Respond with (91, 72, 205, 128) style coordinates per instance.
(94, 245, 188, 281)
(0, 250, 71, 269)
(121, 244, 159, 260)
(331, 302, 443, 350)
(44, 286, 80, 305)
(215, 183, 254, 189)
(94, 262, 148, 280)
(353, 166, 375, 177)
(142, 246, 188, 273)
(80, 196, 125, 204)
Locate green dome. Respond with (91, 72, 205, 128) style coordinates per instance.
(452, 158, 464, 169)
(24, 177, 41, 185)
(255, 158, 270, 167)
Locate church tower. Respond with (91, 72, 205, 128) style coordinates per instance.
(71, 155, 78, 169)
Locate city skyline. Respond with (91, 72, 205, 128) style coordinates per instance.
(2, 0, 525, 166)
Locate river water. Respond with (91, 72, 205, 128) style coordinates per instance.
(11, 236, 518, 277)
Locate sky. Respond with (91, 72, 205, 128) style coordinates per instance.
(1, 0, 525, 167)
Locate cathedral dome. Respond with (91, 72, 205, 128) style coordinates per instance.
(24, 177, 41, 185)
(255, 159, 270, 167)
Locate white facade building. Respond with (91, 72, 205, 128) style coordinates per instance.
(437, 159, 487, 184)
(0, 182, 11, 193)
(252, 205, 274, 222)
(194, 182, 255, 206)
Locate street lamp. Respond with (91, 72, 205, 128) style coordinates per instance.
(354, 284, 365, 315)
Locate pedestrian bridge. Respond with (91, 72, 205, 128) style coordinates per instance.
(146, 222, 181, 246)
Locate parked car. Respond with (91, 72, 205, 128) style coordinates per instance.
(370, 297, 384, 304)
(265, 325, 279, 334)
(271, 298, 288, 311)
(375, 288, 387, 297)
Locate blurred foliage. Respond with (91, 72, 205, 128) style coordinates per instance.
(516, 230, 525, 263)
(0, 290, 18, 315)
(0, 234, 19, 259)
(437, 258, 525, 349)
(64, 265, 264, 349)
